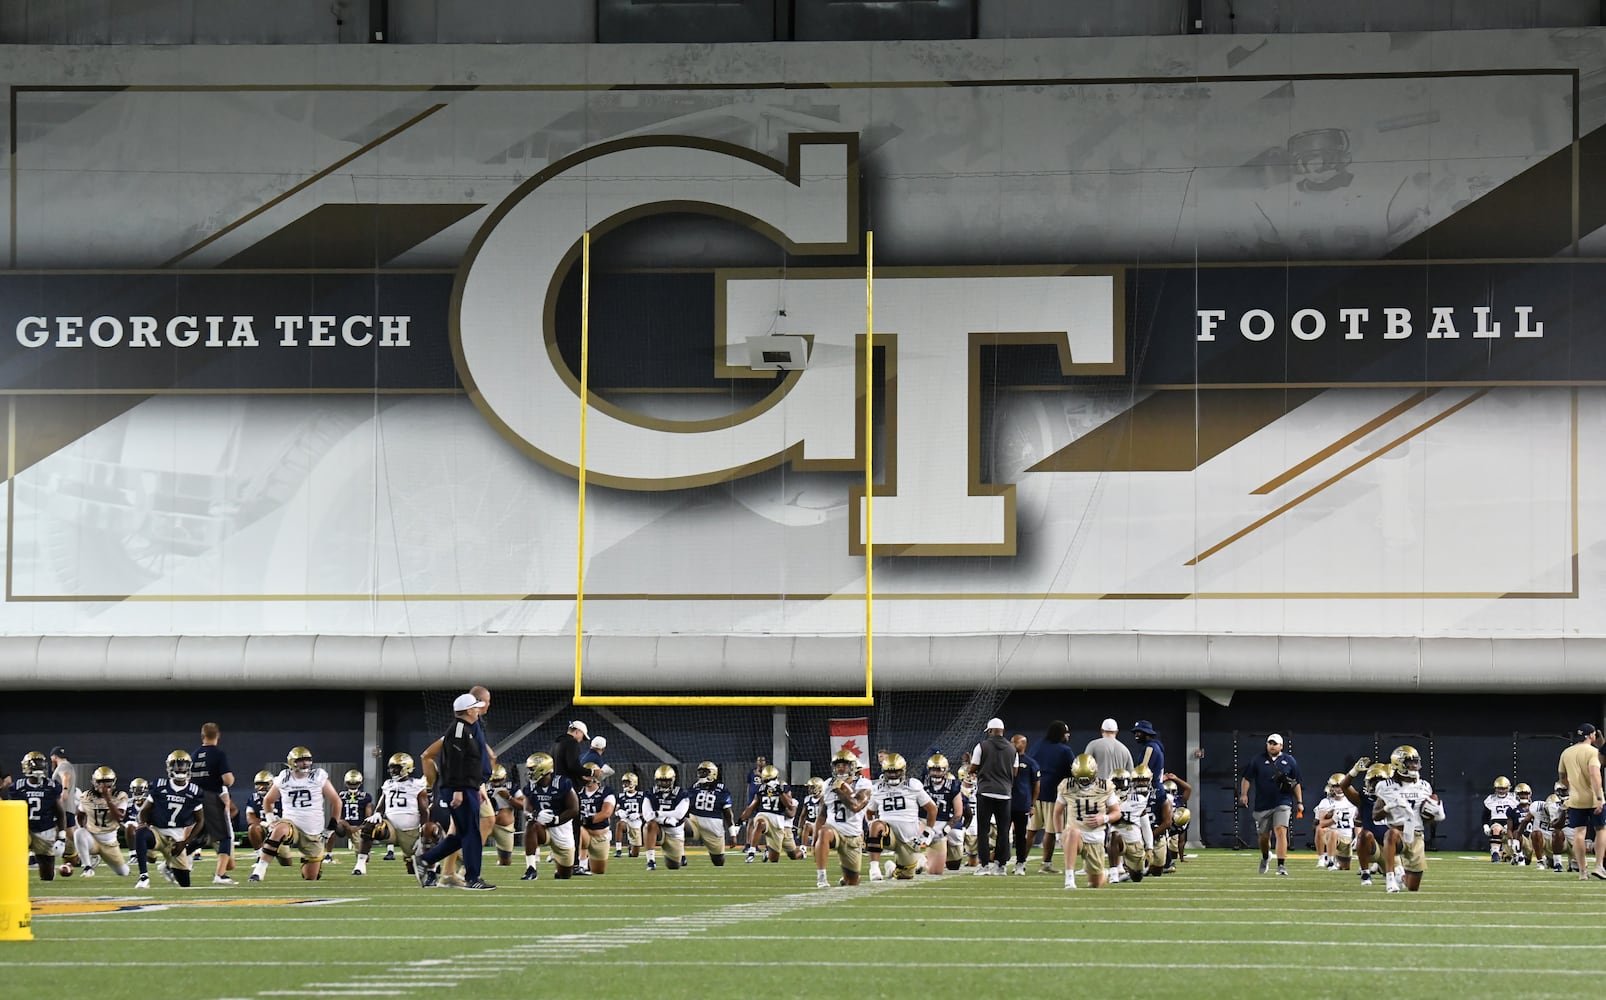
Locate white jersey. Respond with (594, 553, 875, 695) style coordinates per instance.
(379, 776, 425, 830)
(1377, 778, 1439, 838)
(824, 776, 873, 838)
(1327, 797, 1358, 835)
(1534, 796, 1565, 832)
(871, 778, 933, 826)
(1114, 789, 1152, 828)
(275, 767, 330, 835)
(77, 789, 128, 835)
(1484, 792, 1519, 823)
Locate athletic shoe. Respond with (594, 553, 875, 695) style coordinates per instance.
(1491, 852, 1501, 863)
(134, 873, 151, 889)
(815, 875, 829, 889)
(646, 859, 657, 871)
(521, 867, 538, 880)
(463, 879, 497, 890)
(383, 847, 396, 861)
(1038, 862, 1057, 874)
(1277, 865, 1288, 877)
(1258, 857, 1269, 875)
(351, 866, 364, 876)
(1062, 878, 1078, 889)
(212, 875, 237, 885)
(614, 847, 623, 858)
(1360, 873, 1373, 886)
(415, 863, 437, 888)
(247, 873, 262, 883)
(1591, 866, 1606, 880)
(80, 866, 95, 879)
(158, 862, 177, 884)
(976, 864, 998, 876)
(883, 860, 897, 879)
(1013, 862, 1028, 876)
(681, 857, 691, 868)
(572, 868, 592, 877)
(745, 853, 757, 864)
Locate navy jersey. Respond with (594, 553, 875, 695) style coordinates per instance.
(246, 790, 274, 823)
(148, 778, 204, 829)
(751, 785, 790, 816)
(339, 789, 372, 825)
(616, 789, 646, 824)
(689, 782, 732, 819)
(189, 746, 231, 794)
(523, 776, 575, 820)
(927, 776, 959, 824)
(5, 780, 63, 832)
(579, 786, 615, 830)
(801, 793, 823, 826)
(652, 785, 691, 826)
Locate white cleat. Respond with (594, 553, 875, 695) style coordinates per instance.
(80, 866, 95, 879)
(134, 874, 151, 889)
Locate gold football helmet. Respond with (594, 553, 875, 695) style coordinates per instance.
(386, 753, 414, 779)
(1363, 762, 1393, 794)
(1110, 768, 1133, 792)
(166, 749, 193, 782)
(20, 751, 48, 782)
(926, 754, 949, 784)
(695, 761, 719, 785)
(490, 764, 508, 787)
(1554, 781, 1568, 798)
(881, 753, 907, 785)
(526, 753, 554, 782)
(759, 764, 781, 787)
(654, 764, 676, 790)
(343, 769, 364, 789)
(1132, 764, 1153, 792)
(1389, 745, 1421, 781)
(1163, 778, 1180, 797)
(958, 764, 976, 788)
(1493, 776, 1511, 793)
(1514, 781, 1532, 802)
(128, 777, 150, 802)
(253, 770, 274, 792)
(1172, 806, 1192, 828)
(580, 762, 602, 785)
(621, 773, 639, 793)
(287, 746, 314, 774)
(830, 748, 859, 779)
(91, 765, 117, 788)
(806, 777, 826, 798)
(370, 818, 393, 841)
(1070, 753, 1098, 788)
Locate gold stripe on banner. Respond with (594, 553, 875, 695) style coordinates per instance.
(1250, 391, 1434, 495)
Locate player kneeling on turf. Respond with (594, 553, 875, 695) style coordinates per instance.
(516, 753, 579, 880)
(133, 751, 205, 888)
(1053, 753, 1121, 890)
(867, 753, 936, 880)
(815, 749, 873, 888)
(250, 746, 342, 883)
(741, 765, 805, 863)
(74, 766, 131, 878)
(355, 753, 430, 875)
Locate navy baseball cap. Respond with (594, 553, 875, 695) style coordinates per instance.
(49, 746, 67, 757)
(1131, 720, 1157, 736)
(1577, 723, 1598, 738)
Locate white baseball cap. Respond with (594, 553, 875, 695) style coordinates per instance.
(452, 693, 485, 713)
(1266, 733, 1284, 745)
(986, 717, 1005, 731)
(1101, 718, 1119, 732)
(569, 720, 589, 737)
(591, 736, 607, 749)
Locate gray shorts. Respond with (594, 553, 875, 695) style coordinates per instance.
(1254, 805, 1291, 835)
(201, 790, 235, 854)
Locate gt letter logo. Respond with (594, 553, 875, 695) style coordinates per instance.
(453, 134, 1121, 554)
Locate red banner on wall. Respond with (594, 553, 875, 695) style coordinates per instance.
(828, 717, 871, 777)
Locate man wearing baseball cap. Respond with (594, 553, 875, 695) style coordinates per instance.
(550, 720, 591, 872)
(969, 718, 1017, 875)
(1558, 723, 1606, 880)
(1239, 733, 1301, 876)
(416, 693, 494, 889)
(1084, 719, 1134, 784)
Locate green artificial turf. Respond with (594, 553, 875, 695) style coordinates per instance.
(8, 848, 1605, 1000)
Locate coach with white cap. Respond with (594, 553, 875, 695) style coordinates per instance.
(970, 718, 1018, 875)
(1239, 732, 1301, 877)
(416, 692, 494, 889)
(1084, 718, 1134, 780)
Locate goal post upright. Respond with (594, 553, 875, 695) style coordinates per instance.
(572, 230, 875, 708)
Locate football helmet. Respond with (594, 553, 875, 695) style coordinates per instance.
(1162, 778, 1180, 798)
(806, 777, 825, 798)
(20, 751, 47, 784)
(287, 746, 314, 775)
(371, 818, 393, 841)
(881, 753, 907, 786)
(580, 762, 602, 786)
(1389, 745, 1422, 782)
(1493, 776, 1511, 794)
(1070, 753, 1098, 789)
(386, 753, 414, 779)
(926, 753, 949, 785)
(621, 773, 639, 793)
(959, 764, 977, 789)
(695, 761, 719, 785)
(1514, 782, 1532, 803)
(128, 777, 150, 803)
(654, 764, 676, 791)
(92, 766, 117, 789)
(1327, 772, 1345, 795)
(1132, 764, 1153, 793)
(1363, 762, 1393, 794)
(1172, 806, 1192, 828)
(343, 769, 364, 790)
(166, 749, 193, 784)
(490, 764, 508, 787)
(759, 764, 781, 789)
(527, 753, 555, 782)
(1110, 768, 1133, 793)
(1554, 781, 1569, 799)
(830, 749, 859, 779)
(253, 770, 274, 793)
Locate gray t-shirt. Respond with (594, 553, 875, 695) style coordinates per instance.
(970, 736, 1018, 800)
(1083, 736, 1134, 780)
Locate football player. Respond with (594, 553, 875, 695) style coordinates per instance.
(515, 752, 579, 880)
(1482, 776, 1519, 864)
(612, 773, 647, 859)
(250, 746, 341, 883)
(1373, 745, 1444, 893)
(866, 753, 936, 880)
(923, 754, 964, 873)
(133, 750, 204, 889)
(577, 762, 616, 875)
(1530, 783, 1569, 872)
(486, 764, 518, 867)
(1053, 752, 1121, 889)
(356, 753, 430, 876)
(1312, 773, 1340, 869)
(795, 777, 825, 851)
(643, 764, 690, 871)
(73, 766, 130, 878)
(124, 777, 151, 860)
(333, 769, 373, 863)
(959, 764, 980, 867)
(740, 765, 803, 863)
(4, 752, 66, 880)
(1109, 768, 1152, 883)
(1135, 765, 1171, 877)
(815, 748, 872, 888)
(686, 761, 735, 868)
(1336, 758, 1386, 886)
(1159, 773, 1191, 871)
(244, 771, 280, 853)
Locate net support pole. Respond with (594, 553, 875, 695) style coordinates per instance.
(574, 230, 591, 703)
(864, 230, 874, 701)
